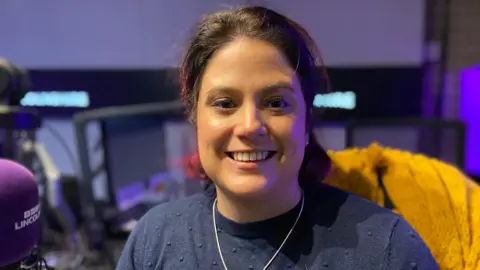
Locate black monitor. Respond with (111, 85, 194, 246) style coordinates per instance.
(345, 119, 466, 169)
(73, 102, 203, 250)
(26, 69, 180, 117)
(101, 114, 202, 213)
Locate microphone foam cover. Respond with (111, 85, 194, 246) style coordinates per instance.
(0, 159, 41, 267)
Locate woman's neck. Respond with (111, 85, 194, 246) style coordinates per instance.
(215, 183, 302, 223)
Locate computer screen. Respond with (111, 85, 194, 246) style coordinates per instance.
(26, 69, 180, 117)
(102, 115, 201, 211)
(347, 122, 465, 169)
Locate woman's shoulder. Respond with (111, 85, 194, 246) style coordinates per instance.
(141, 191, 211, 229)
(313, 184, 402, 220)
(308, 184, 438, 268)
(116, 192, 213, 269)
(310, 184, 409, 246)
(122, 190, 211, 246)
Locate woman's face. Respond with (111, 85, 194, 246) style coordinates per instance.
(196, 37, 307, 198)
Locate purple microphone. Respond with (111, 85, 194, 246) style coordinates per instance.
(0, 159, 41, 267)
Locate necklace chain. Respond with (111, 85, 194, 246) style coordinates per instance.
(212, 192, 304, 270)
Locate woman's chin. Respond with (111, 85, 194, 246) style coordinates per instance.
(220, 176, 272, 198)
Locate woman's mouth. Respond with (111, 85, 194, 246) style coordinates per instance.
(226, 151, 277, 162)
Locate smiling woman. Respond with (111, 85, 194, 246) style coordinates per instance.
(116, 6, 439, 270)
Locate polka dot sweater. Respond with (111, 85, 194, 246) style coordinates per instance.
(116, 184, 438, 269)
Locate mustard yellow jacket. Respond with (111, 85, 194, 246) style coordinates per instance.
(326, 143, 480, 270)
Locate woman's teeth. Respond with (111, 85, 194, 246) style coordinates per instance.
(231, 151, 269, 162)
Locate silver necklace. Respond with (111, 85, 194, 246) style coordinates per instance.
(212, 192, 304, 270)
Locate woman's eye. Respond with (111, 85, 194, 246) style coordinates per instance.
(266, 98, 289, 109)
(212, 99, 235, 109)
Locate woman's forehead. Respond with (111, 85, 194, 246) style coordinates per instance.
(200, 38, 300, 95)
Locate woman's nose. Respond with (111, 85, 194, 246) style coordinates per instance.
(234, 106, 267, 138)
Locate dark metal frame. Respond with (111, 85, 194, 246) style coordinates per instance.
(73, 101, 185, 250)
(98, 122, 116, 212)
(345, 118, 466, 170)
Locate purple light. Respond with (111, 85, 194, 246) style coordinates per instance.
(460, 65, 480, 175)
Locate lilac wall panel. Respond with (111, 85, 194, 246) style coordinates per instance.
(0, 0, 245, 68)
(0, 0, 425, 68)
(267, 0, 425, 67)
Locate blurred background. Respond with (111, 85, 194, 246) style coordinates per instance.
(0, 0, 479, 269)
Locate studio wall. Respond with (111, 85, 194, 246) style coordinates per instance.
(1, 0, 425, 68)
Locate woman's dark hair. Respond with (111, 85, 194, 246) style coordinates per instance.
(179, 6, 331, 185)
